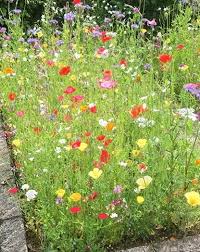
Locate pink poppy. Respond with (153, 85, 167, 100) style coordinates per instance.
(64, 86, 76, 94)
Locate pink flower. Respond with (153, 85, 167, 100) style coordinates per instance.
(72, 95, 84, 102)
(99, 79, 116, 89)
(16, 111, 25, 117)
(64, 86, 76, 94)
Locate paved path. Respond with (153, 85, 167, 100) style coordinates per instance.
(119, 235, 200, 252)
(0, 117, 27, 252)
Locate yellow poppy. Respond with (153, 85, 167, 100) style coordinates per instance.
(185, 191, 200, 207)
(136, 176, 152, 190)
(69, 192, 81, 202)
(88, 168, 102, 180)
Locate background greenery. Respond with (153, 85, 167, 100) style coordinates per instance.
(0, 0, 177, 28)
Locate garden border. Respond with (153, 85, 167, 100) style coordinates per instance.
(0, 116, 27, 252)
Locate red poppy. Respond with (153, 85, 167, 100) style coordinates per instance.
(64, 86, 76, 94)
(98, 213, 109, 220)
(97, 135, 106, 141)
(89, 105, 97, 113)
(72, 0, 81, 4)
(159, 54, 172, 64)
(85, 131, 92, 137)
(101, 35, 112, 43)
(59, 66, 71, 76)
(129, 104, 147, 119)
(88, 191, 98, 201)
(71, 140, 81, 148)
(8, 92, 16, 101)
(176, 44, 184, 50)
(58, 95, 64, 102)
(100, 149, 110, 164)
(52, 109, 58, 116)
(8, 187, 19, 194)
(119, 59, 128, 66)
(64, 114, 72, 122)
(70, 206, 81, 214)
(33, 127, 42, 134)
(104, 139, 112, 147)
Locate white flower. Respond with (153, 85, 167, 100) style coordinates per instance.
(99, 119, 108, 127)
(110, 213, 118, 218)
(21, 184, 29, 190)
(119, 161, 128, 167)
(55, 147, 62, 153)
(59, 139, 66, 145)
(177, 108, 197, 121)
(26, 190, 38, 201)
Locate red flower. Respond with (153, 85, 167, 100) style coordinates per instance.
(119, 59, 128, 66)
(101, 35, 112, 43)
(176, 44, 184, 50)
(70, 206, 81, 214)
(100, 149, 110, 164)
(64, 86, 76, 94)
(129, 104, 147, 119)
(58, 95, 64, 102)
(52, 109, 58, 116)
(88, 191, 98, 201)
(89, 105, 97, 113)
(104, 139, 112, 147)
(85, 131, 92, 137)
(8, 187, 19, 194)
(97, 135, 106, 141)
(33, 127, 42, 134)
(59, 66, 71, 76)
(8, 92, 16, 101)
(73, 0, 81, 4)
(159, 54, 172, 64)
(98, 213, 109, 220)
(71, 140, 81, 148)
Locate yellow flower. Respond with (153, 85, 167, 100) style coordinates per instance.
(141, 28, 147, 34)
(78, 143, 88, 152)
(37, 31, 43, 38)
(61, 104, 69, 109)
(136, 176, 152, 190)
(136, 196, 145, 204)
(66, 133, 72, 139)
(56, 189, 65, 198)
(88, 168, 102, 180)
(12, 139, 21, 148)
(70, 75, 77, 81)
(132, 149, 140, 157)
(136, 139, 147, 149)
(69, 192, 81, 202)
(185, 191, 200, 207)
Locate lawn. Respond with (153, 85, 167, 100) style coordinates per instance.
(0, 2, 200, 251)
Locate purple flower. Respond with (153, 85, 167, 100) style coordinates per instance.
(49, 19, 58, 25)
(104, 17, 112, 24)
(113, 11, 125, 19)
(55, 197, 64, 205)
(131, 23, 139, 29)
(144, 63, 152, 71)
(13, 9, 22, 14)
(64, 12, 75, 21)
(27, 38, 38, 44)
(113, 185, 123, 194)
(184, 83, 200, 100)
(56, 40, 64, 46)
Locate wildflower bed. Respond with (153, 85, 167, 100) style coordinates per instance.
(0, 2, 200, 251)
